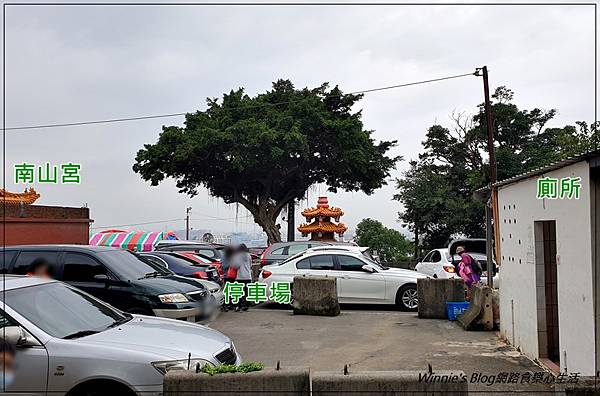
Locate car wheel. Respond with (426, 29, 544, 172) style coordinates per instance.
(68, 380, 136, 396)
(396, 284, 418, 312)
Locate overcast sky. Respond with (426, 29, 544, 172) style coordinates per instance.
(2, 2, 596, 241)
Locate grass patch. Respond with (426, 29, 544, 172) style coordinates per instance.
(199, 362, 264, 376)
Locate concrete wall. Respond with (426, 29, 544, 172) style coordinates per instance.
(164, 369, 468, 396)
(417, 278, 465, 319)
(312, 371, 468, 396)
(164, 368, 310, 396)
(497, 160, 595, 374)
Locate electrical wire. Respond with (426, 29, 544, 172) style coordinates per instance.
(91, 212, 256, 230)
(5, 71, 476, 131)
(91, 218, 185, 229)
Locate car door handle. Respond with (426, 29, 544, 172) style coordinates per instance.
(342, 275, 349, 279)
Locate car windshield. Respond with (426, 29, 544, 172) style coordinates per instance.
(5, 282, 130, 339)
(99, 250, 171, 280)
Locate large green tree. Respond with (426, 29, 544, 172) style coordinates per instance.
(354, 218, 414, 263)
(395, 86, 596, 253)
(133, 80, 399, 243)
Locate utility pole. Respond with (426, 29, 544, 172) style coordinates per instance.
(481, 66, 497, 186)
(476, 66, 500, 288)
(185, 207, 192, 240)
(287, 200, 295, 242)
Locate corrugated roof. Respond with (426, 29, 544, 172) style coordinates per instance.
(475, 150, 600, 198)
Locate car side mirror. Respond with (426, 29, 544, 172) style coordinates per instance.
(416, 257, 423, 262)
(94, 274, 110, 285)
(361, 265, 376, 273)
(2, 326, 26, 346)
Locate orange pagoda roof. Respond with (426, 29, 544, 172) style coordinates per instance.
(301, 206, 344, 219)
(298, 221, 347, 234)
(1, 188, 40, 205)
(298, 196, 346, 240)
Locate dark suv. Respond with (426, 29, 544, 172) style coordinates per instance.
(1, 245, 213, 321)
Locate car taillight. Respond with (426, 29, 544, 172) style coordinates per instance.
(262, 270, 272, 279)
(443, 265, 456, 273)
(260, 246, 271, 265)
(192, 271, 208, 279)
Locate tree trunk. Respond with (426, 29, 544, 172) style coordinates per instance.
(232, 192, 288, 245)
(254, 212, 282, 245)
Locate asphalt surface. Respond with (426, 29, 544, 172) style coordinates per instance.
(210, 303, 559, 394)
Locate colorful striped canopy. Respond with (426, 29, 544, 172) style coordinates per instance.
(89, 230, 178, 252)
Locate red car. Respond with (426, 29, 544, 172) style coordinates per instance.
(178, 251, 224, 278)
(139, 252, 221, 284)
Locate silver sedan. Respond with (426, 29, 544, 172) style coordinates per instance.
(0, 276, 240, 396)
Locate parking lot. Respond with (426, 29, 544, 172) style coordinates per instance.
(211, 303, 556, 394)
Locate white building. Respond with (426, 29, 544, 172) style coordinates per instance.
(490, 152, 599, 375)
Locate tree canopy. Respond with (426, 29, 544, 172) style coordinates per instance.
(354, 218, 414, 262)
(394, 86, 597, 253)
(133, 80, 399, 243)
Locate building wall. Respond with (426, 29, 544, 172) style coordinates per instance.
(498, 160, 595, 374)
(1, 205, 90, 246)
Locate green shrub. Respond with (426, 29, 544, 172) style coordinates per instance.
(199, 362, 264, 376)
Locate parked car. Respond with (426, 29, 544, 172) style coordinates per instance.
(304, 245, 379, 262)
(139, 252, 222, 284)
(0, 275, 240, 396)
(1, 245, 214, 321)
(196, 279, 225, 307)
(249, 246, 268, 257)
(258, 248, 427, 311)
(415, 239, 499, 288)
(154, 240, 223, 260)
(177, 252, 224, 278)
(448, 239, 499, 288)
(414, 248, 455, 279)
(260, 241, 331, 266)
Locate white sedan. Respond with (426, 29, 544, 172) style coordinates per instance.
(258, 248, 428, 311)
(415, 248, 499, 288)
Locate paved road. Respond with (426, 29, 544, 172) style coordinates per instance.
(210, 304, 558, 394)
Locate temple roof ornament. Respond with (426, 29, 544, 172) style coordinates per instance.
(0, 187, 40, 205)
(298, 196, 347, 241)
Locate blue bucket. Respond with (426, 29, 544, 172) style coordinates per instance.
(446, 301, 470, 321)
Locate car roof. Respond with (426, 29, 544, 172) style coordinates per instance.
(306, 246, 368, 253)
(301, 249, 364, 258)
(0, 275, 58, 291)
(269, 241, 328, 247)
(0, 244, 117, 252)
(155, 240, 212, 246)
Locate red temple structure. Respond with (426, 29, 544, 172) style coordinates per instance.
(1, 188, 91, 245)
(298, 196, 347, 241)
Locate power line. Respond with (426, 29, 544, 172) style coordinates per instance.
(91, 212, 256, 230)
(91, 218, 185, 230)
(5, 71, 476, 131)
(7, 112, 189, 131)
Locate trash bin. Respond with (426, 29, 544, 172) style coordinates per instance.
(446, 301, 470, 320)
